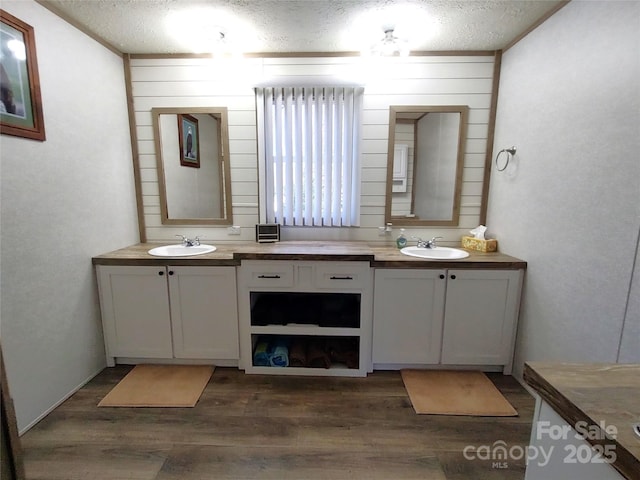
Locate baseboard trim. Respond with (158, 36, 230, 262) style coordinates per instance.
(19, 365, 105, 435)
(115, 358, 239, 367)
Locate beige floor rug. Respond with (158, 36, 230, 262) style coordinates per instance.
(98, 364, 214, 407)
(401, 370, 518, 416)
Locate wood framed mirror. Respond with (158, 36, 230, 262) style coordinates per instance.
(385, 105, 468, 226)
(152, 107, 232, 225)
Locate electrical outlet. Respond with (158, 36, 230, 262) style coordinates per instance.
(228, 225, 241, 235)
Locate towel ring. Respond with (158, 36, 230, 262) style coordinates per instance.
(495, 146, 517, 172)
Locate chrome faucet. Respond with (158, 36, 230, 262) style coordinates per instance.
(176, 235, 200, 247)
(413, 236, 443, 249)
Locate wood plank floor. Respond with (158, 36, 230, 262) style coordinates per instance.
(21, 366, 535, 480)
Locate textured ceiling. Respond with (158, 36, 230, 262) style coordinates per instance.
(40, 0, 566, 55)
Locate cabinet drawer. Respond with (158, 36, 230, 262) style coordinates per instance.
(243, 262, 294, 287)
(314, 263, 370, 289)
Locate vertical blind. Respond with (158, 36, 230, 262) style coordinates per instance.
(256, 86, 364, 227)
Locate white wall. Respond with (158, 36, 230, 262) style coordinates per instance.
(0, 1, 139, 432)
(488, 0, 640, 376)
(131, 55, 496, 244)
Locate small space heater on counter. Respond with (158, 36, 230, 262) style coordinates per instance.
(255, 223, 281, 243)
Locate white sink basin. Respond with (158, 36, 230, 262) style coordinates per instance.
(148, 244, 217, 257)
(400, 246, 469, 260)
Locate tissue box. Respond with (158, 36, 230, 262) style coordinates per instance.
(462, 236, 498, 253)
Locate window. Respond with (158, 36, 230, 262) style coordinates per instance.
(256, 86, 363, 227)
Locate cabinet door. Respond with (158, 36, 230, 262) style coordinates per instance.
(168, 266, 239, 359)
(373, 269, 446, 365)
(441, 270, 522, 365)
(97, 266, 173, 359)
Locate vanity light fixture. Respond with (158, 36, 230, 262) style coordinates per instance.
(165, 7, 250, 56)
(370, 27, 410, 57)
(211, 31, 229, 56)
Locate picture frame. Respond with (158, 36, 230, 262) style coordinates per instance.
(0, 10, 45, 141)
(177, 113, 199, 168)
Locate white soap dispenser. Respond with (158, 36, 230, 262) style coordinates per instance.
(396, 229, 407, 249)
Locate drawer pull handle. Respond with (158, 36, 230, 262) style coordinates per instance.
(330, 276, 354, 280)
(258, 274, 281, 279)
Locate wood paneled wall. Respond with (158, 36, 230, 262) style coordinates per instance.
(129, 54, 496, 244)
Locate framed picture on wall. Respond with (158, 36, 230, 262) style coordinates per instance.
(0, 9, 45, 141)
(178, 113, 199, 168)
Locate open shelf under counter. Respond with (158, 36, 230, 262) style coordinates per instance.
(248, 332, 363, 375)
(237, 260, 373, 377)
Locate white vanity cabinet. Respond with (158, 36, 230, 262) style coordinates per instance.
(167, 266, 239, 360)
(97, 266, 173, 362)
(372, 269, 446, 365)
(372, 268, 523, 373)
(237, 260, 373, 377)
(440, 269, 522, 370)
(96, 265, 239, 366)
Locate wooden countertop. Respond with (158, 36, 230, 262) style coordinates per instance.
(369, 245, 527, 269)
(524, 362, 640, 480)
(92, 241, 527, 269)
(234, 241, 375, 261)
(92, 243, 239, 266)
